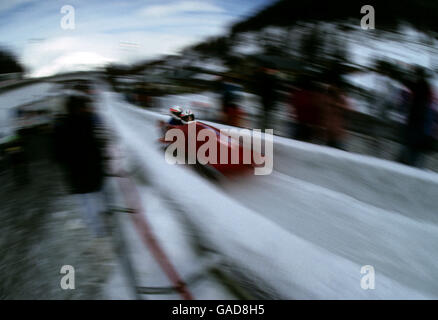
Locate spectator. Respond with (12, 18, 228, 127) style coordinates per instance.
(254, 67, 278, 129)
(54, 94, 107, 237)
(398, 66, 433, 167)
(220, 76, 242, 127)
(322, 84, 351, 150)
(290, 76, 322, 142)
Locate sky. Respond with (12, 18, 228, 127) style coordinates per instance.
(0, 0, 273, 77)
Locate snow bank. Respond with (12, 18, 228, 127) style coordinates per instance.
(272, 135, 438, 225)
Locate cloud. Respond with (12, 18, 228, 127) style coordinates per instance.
(22, 36, 117, 77)
(23, 31, 198, 77)
(1, 0, 271, 77)
(31, 51, 115, 77)
(0, 0, 34, 14)
(140, 1, 224, 18)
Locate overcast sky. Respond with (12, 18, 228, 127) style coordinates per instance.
(0, 0, 272, 77)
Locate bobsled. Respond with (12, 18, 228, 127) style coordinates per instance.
(157, 120, 264, 177)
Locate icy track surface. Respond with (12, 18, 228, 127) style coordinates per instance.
(99, 88, 438, 299)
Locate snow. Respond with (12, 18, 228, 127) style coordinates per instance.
(99, 88, 438, 299)
(192, 73, 220, 82)
(191, 58, 228, 74)
(345, 72, 405, 93)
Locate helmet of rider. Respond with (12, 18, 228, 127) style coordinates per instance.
(169, 106, 182, 120)
(181, 109, 195, 124)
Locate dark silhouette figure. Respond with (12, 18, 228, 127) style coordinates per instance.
(290, 77, 322, 142)
(220, 77, 242, 126)
(398, 67, 432, 167)
(53, 93, 107, 237)
(254, 67, 278, 129)
(54, 95, 105, 194)
(322, 84, 350, 150)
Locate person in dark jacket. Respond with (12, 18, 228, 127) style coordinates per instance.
(290, 76, 322, 142)
(398, 66, 433, 167)
(254, 67, 278, 129)
(220, 76, 242, 126)
(55, 95, 105, 193)
(54, 94, 107, 236)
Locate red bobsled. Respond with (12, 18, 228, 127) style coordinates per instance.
(158, 120, 263, 177)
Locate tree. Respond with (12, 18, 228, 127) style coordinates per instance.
(0, 48, 24, 75)
(231, 0, 438, 36)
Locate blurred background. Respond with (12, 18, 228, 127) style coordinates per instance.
(1, 0, 438, 300)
